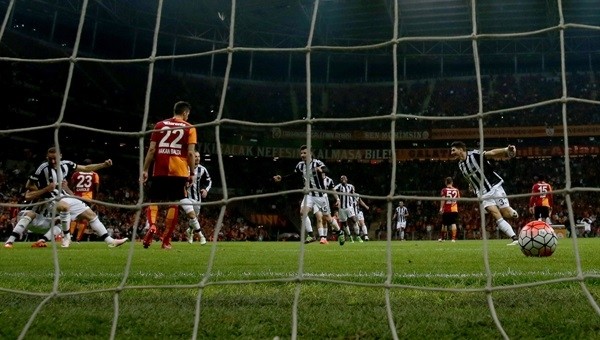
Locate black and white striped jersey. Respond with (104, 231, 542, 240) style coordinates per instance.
(29, 159, 77, 199)
(187, 164, 212, 201)
(19, 199, 55, 217)
(395, 206, 409, 223)
(294, 159, 328, 197)
(323, 176, 335, 191)
(354, 195, 364, 214)
(333, 182, 356, 209)
(457, 150, 503, 195)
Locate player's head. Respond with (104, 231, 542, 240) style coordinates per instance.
(82, 158, 92, 165)
(300, 145, 310, 161)
(398, 200, 404, 206)
(173, 101, 192, 119)
(46, 146, 59, 167)
(340, 175, 348, 183)
(537, 174, 546, 182)
(450, 141, 466, 160)
(194, 151, 201, 165)
(445, 177, 453, 186)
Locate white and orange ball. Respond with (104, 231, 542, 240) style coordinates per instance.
(518, 220, 558, 257)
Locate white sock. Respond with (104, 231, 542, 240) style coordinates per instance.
(303, 215, 313, 234)
(318, 227, 326, 238)
(59, 211, 71, 233)
(88, 217, 113, 243)
(329, 219, 340, 232)
(189, 217, 201, 232)
(7, 216, 31, 243)
(496, 218, 516, 238)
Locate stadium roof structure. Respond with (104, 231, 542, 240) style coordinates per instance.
(4, 0, 600, 59)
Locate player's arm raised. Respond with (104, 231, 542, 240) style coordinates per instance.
(484, 145, 516, 159)
(78, 159, 112, 172)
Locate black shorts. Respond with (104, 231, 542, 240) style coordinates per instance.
(147, 176, 188, 202)
(533, 206, 551, 219)
(442, 212, 459, 226)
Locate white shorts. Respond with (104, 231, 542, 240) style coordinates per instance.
(396, 221, 407, 230)
(59, 197, 89, 218)
(181, 198, 201, 216)
(338, 206, 355, 222)
(302, 195, 331, 215)
(356, 211, 365, 221)
(18, 210, 56, 232)
(480, 185, 511, 211)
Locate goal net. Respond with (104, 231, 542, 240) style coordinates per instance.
(1, 0, 600, 339)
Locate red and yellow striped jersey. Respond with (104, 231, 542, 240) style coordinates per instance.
(71, 171, 99, 200)
(529, 181, 553, 208)
(150, 117, 197, 178)
(441, 186, 460, 213)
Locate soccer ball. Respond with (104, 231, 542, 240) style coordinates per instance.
(518, 220, 557, 257)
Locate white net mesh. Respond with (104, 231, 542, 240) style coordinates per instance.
(2, 0, 600, 339)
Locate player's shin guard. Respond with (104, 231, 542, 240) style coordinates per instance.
(303, 215, 313, 234)
(329, 218, 340, 232)
(6, 216, 31, 243)
(318, 227, 327, 238)
(162, 206, 179, 244)
(146, 205, 158, 225)
(189, 216, 201, 233)
(59, 211, 71, 240)
(88, 217, 114, 243)
(496, 218, 516, 238)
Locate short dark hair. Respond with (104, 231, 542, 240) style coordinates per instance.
(450, 141, 466, 151)
(173, 101, 191, 115)
(47, 146, 59, 155)
(537, 174, 546, 181)
(445, 177, 453, 185)
(300, 145, 308, 151)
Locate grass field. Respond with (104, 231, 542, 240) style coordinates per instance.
(1, 238, 600, 339)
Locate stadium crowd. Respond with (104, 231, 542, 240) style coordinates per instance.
(1, 147, 599, 244)
(1, 53, 599, 243)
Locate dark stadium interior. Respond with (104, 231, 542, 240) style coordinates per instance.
(1, 0, 600, 241)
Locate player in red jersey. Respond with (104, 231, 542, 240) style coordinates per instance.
(69, 159, 99, 242)
(439, 177, 460, 242)
(529, 174, 553, 224)
(140, 101, 199, 249)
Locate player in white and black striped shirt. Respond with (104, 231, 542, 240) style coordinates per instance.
(392, 200, 409, 240)
(184, 151, 212, 245)
(5, 146, 127, 248)
(354, 194, 370, 241)
(450, 141, 520, 245)
(334, 175, 363, 242)
(312, 173, 341, 244)
(273, 145, 345, 245)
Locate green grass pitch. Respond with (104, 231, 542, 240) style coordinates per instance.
(1, 239, 599, 339)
